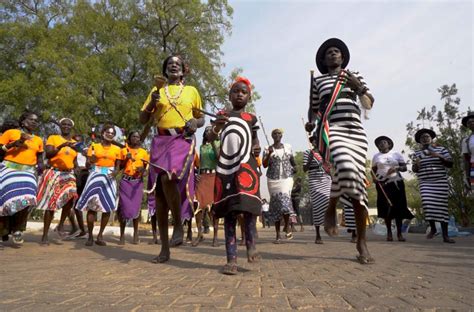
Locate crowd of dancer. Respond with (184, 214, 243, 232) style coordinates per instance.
(1, 39, 472, 273)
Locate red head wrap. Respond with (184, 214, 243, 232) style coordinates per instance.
(231, 76, 252, 95)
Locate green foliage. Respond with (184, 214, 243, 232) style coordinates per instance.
(0, 0, 241, 135)
(405, 83, 472, 225)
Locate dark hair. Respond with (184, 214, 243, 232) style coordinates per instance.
(19, 111, 38, 127)
(127, 130, 141, 143)
(0, 119, 19, 133)
(162, 55, 187, 79)
(101, 123, 116, 135)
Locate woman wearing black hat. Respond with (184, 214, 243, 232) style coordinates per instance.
(305, 38, 374, 263)
(461, 112, 474, 193)
(412, 129, 454, 243)
(372, 136, 414, 242)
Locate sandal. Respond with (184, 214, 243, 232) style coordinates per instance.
(356, 255, 375, 265)
(426, 232, 436, 239)
(443, 238, 455, 244)
(221, 263, 238, 275)
(12, 231, 24, 245)
(285, 232, 293, 240)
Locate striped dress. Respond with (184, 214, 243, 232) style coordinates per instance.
(414, 146, 452, 223)
(303, 149, 331, 226)
(311, 70, 371, 210)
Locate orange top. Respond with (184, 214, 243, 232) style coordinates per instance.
(87, 143, 121, 167)
(46, 135, 77, 170)
(120, 147, 149, 176)
(0, 129, 44, 166)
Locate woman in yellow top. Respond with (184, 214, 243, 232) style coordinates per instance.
(75, 124, 121, 246)
(36, 118, 79, 245)
(140, 55, 204, 263)
(117, 131, 149, 245)
(0, 112, 44, 245)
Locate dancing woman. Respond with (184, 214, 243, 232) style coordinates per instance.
(193, 125, 220, 247)
(461, 112, 474, 193)
(75, 124, 121, 246)
(263, 129, 296, 243)
(412, 129, 454, 243)
(371, 136, 414, 242)
(37, 118, 79, 245)
(210, 77, 262, 275)
(117, 131, 149, 245)
(303, 135, 331, 244)
(139, 55, 204, 263)
(0, 112, 44, 245)
(305, 38, 375, 263)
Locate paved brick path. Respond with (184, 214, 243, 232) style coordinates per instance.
(1, 227, 473, 311)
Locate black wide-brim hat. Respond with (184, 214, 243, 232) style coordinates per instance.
(374, 136, 394, 150)
(462, 112, 474, 127)
(415, 128, 436, 143)
(316, 38, 350, 74)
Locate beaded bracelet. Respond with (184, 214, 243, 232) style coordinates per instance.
(211, 126, 220, 135)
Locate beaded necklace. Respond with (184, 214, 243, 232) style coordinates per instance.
(164, 82, 185, 105)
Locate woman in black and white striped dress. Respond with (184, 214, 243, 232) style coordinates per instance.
(303, 136, 331, 244)
(412, 129, 454, 243)
(305, 38, 375, 263)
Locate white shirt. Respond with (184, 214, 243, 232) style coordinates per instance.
(461, 134, 474, 162)
(372, 151, 405, 183)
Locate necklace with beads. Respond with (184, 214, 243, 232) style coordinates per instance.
(164, 82, 185, 105)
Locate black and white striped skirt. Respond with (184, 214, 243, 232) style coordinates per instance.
(308, 174, 331, 226)
(419, 179, 449, 223)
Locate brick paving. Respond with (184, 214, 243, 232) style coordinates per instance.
(1, 226, 473, 311)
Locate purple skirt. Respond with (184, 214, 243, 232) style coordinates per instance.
(148, 134, 195, 222)
(118, 178, 143, 220)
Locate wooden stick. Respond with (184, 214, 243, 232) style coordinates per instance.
(258, 116, 271, 146)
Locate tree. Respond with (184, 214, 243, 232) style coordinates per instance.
(0, 0, 240, 135)
(405, 83, 472, 226)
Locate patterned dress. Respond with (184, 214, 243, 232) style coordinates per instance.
(311, 70, 371, 209)
(213, 111, 262, 218)
(414, 146, 452, 223)
(303, 149, 331, 226)
(265, 144, 295, 222)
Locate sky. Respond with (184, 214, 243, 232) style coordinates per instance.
(205, 0, 473, 198)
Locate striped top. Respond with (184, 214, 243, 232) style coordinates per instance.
(303, 149, 326, 179)
(311, 70, 371, 126)
(414, 146, 452, 180)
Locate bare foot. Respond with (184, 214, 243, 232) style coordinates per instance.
(151, 251, 170, 263)
(40, 239, 50, 246)
(95, 239, 107, 246)
(211, 239, 219, 247)
(397, 235, 406, 242)
(149, 236, 159, 245)
(191, 235, 204, 247)
(426, 231, 436, 239)
(324, 207, 339, 237)
(132, 236, 140, 245)
(247, 249, 261, 263)
(118, 237, 125, 245)
(221, 262, 238, 275)
(315, 237, 323, 244)
(85, 239, 93, 246)
(170, 227, 184, 247)
(356, 239, 374, 264)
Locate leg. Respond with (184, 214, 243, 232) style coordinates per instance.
(192, 210, 203, 247)
(426, 220, 437, 239)
(283, 214, 293, 239)
(96, 212, 110, 246)
(132, 217, 140, 244)
(441, 222, 455, 243)
(324, 197, 339, 236)
(298, 215, 305, 232)
(395, 218, 405, 241)
(11, 208, 29, 245)
(212, 214, 219, 247)
(149, 214, 159, 244)
(238, 214, 246, 246)
(385, 217, 393, 241)
(315, 225, 322, 244)
(244, 213, 260, 262)
(118, 211, 126, 245)
(351, 229, 357, 243)
(153, 179, 171, 263)
(161, 176, 183, 247)
(274, 220, 282, 243)
(85, 211, 96, 246)
(185, 219, 193, 243)
(74, 209, 87, 237)
(353, 199, 374, 264)
(222, 213, 238, 275)
(41, 210, 54, 245)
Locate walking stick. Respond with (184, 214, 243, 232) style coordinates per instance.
(370, 168, 394, 216)
(258, 116, 271, 146)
